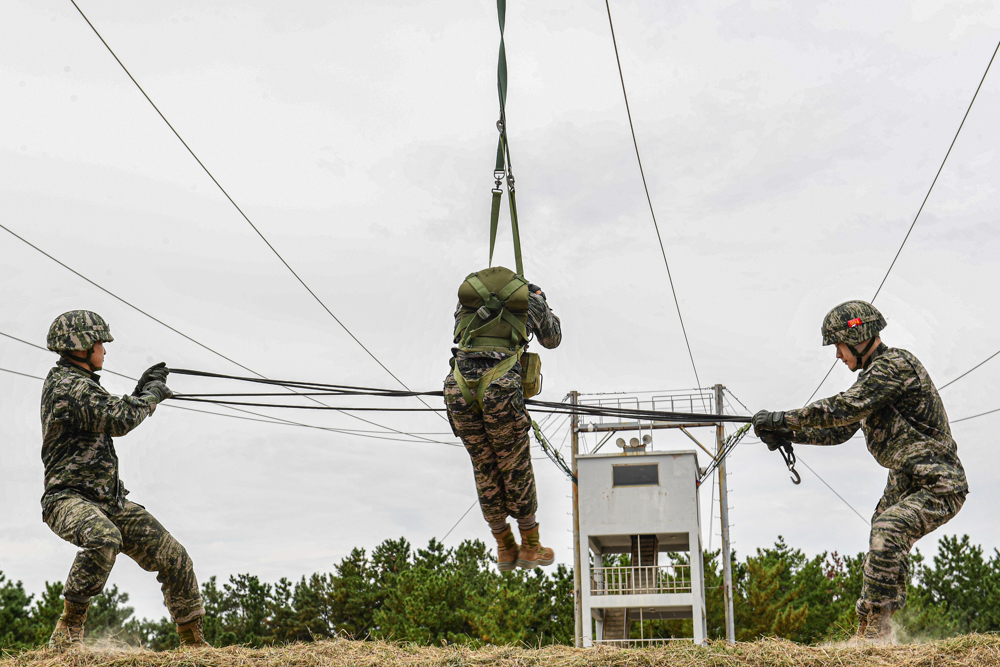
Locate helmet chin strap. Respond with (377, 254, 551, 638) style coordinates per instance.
(63, 348, 100, 372)
(849, 338, 877, 373)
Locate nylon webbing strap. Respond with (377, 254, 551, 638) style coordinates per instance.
(452, 346, 524, 414)
(466, 274, 493, 303)
(489, 0, 524, 277)
(508, 188, 523, 276)
(489, 188, 502, 267)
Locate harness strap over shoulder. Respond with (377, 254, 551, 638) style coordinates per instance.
(452, 347, 524, 414)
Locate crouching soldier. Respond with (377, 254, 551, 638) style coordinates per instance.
(753, 301, 967, 643)
(42, 311, 209, 649)
(444, 268, 561, 571)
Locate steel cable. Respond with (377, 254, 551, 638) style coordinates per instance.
(67, 0, 444, 422)
(604, 0, 701, 390)
(939, 348, 1000, 391)
(166, 368, 752, 421)
(0, 225, 447, 445)
(804, 39, 1000, 406)
(0, 335, 461, 445)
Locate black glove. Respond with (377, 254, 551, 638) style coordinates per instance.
(759, 428, 794, 452)
(752, 409, 787, 437)
(141, 380, 173, 404)
(133, 362, 169, 396)
(527, 283, 546, 301)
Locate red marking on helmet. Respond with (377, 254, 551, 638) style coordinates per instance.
(848, 317, 863, 328)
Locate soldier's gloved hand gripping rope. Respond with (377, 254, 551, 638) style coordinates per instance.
(133, 362, 169, 397)
(753, 409, 801, 484)
(141, 380, 173, 404)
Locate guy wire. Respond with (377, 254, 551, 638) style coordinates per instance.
(939, 348, 1000, 391)
(793, 456, 869, 527)
(67, 0, 444, 422)
(441, 500, 478, 542)
(0, 229, 445, 448)
(604, 0, 701, 391)
(804, 38, 1000, 406)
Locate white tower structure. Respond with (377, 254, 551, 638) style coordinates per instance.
(576, 448, 707, 645)
(569, 385, 736, 646)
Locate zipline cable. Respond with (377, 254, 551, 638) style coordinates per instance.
(0, 364, 381, 437)
(67, 0, 444, 422)
(0, 334, 461, 445)
(604, 0, 701, 390)
(167, 391, 753, 423)
(0, 231, 446, 447)
(804, 38, 1000, 406)
(164, 367, 759, 422)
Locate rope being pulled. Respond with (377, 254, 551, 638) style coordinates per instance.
(167, 368, 752, 423)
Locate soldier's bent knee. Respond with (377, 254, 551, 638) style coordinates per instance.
(79, 524, 123, 553)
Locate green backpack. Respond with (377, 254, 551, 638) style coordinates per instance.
(454, 267, 529, 352)
(452, 267, 542, 411)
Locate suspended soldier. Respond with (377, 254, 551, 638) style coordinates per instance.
(444, 268, 562, 571)
(753, 301, 967, 643)
(41, 311, 209, 649)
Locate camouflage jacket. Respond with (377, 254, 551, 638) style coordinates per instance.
(785, 344, 967, 496)
(40, 358, 158, 512)
(453, 292, 562, 364)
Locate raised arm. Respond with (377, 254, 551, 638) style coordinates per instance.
(784, 355, 910, 431)
(57, 381, 158, 437)
(527, 292, 561, 349)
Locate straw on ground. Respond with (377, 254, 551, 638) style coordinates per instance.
(4, 636, 1000, 667)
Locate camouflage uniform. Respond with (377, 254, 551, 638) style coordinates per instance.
(444, 293, 562, 525)
(41, 357, 205, 624)
(784, 343, 967, 611)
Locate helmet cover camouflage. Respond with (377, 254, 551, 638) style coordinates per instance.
(821, 301, 886, 346)
(46, 310, 114, 353)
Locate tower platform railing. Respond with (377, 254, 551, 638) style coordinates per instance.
(590, 564, 692, 596)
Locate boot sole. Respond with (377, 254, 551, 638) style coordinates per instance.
(516, 556, 555, 569)
(498, 561, 517, 572)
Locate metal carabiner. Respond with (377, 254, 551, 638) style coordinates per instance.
(779, 442, 802, 485)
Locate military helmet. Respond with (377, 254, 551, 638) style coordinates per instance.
(821, 301, 886, 346)
(46, 310, 114, 353)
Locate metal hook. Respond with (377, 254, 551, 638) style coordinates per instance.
(779, 443, 801, 485)
(788, 466, 802, 485)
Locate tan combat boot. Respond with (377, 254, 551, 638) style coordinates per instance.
(861, 604, 895, 644)
(855, 610, 868, 640)
(495, 526, 519, 572)
(49, 599, 89, 650)
(177, 616, 210, 647)
(517, 524, 555, 569)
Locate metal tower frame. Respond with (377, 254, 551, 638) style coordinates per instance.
(570, 383, 737, 646)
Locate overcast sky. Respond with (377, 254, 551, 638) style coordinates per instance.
(2, 0, 1000, 623)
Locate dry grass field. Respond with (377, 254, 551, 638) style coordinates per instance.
(4, 636, 1000, 667)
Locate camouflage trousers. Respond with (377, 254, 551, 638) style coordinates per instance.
(44, 494, 205, 624)
(858, 485, 966, 612)
(443, 360, 538, 526)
